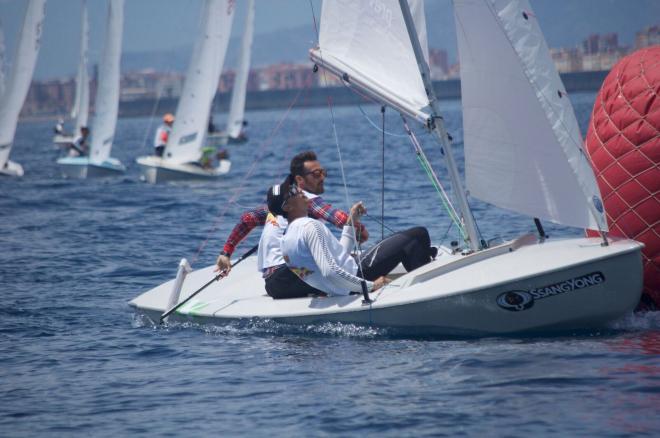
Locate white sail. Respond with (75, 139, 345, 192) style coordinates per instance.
(225, 0, 255, 139)
(0, 0, 46, 170)
(165, 0, 235, 164)
(454, 0, 606, 231)
(0, 19, 6, 100)
(89, 0, 123, 163)
(310, 0, 431, 124)
(70, 0, 90, 135)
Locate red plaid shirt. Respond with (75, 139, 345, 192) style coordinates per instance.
(222, 196, 367, 255)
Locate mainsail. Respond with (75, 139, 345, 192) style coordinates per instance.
(70, 0, 90, 136)
(0, 0, 46, 170)
(225, 0, 255, 139)
(89, 0, 123, 163)
(310, 0, 431, 124)
(454, 0, 607, 230)
(165, 0, 235, 164)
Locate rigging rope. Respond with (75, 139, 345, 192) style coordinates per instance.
(310, 0, 372, 303)
(190, 85, 308, 265)
(401, 116, 468, 241)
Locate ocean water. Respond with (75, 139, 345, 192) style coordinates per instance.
(1, 93, 659, 436)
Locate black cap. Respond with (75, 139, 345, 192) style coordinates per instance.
(266, 175, 293, 217)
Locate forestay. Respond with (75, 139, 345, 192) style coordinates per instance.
(165, 0, 235, 164)
(454, 0, 607, 231)
(226, 0, 255, 139)
(71, 0, 90, 136)
(0, 0, 45, 169)
(89, 0, 123, 163)
(311, 0, 431, 124)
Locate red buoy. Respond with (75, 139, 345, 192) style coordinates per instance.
(585, 46, 660, 310)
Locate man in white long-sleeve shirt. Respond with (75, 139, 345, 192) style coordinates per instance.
(153, 113, 174, 157)
(272, 181, 435, 296)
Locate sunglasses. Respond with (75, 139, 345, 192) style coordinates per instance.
(302, 168, 327, 178)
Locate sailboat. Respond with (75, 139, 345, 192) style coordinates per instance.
(130, 0, 643, 336)
(0, 0, 46, 177)
(208, 0, 255, 146)
(136, 0, 234, 184)
(53, 0, 90, 148)
(57, 0, 125, 178)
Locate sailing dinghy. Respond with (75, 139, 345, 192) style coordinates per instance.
(130, 0, 643, 336)
(53, 0, 90, 148)
(0, 0, 45, 177)
(208, 0, 255, 146)
(57, 0, 125, 178)
(136, 0, 234, 184)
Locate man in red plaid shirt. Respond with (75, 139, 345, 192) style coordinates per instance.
(216, 151, 369, 275)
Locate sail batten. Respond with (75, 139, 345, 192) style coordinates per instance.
(455, 0, 606, 230)
(165, 0, 234, 164)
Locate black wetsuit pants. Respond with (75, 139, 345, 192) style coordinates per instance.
(265, 265, 325, 299)
(357, 226, 434, 281)
(265, 226, 433, 299)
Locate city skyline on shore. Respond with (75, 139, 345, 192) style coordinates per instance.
(0, 0, 658, 80)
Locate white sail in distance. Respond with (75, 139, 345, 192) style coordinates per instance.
(70, 0, 90, 135)
(0, 0, 46, 170)
(310, 0, 431, 124)
(0, 19, 6, 100)
(225, 0, 255, 139)
(89, 0, 123, 163)
(165, 0, 235, 164)
(454, 0, 606, 231)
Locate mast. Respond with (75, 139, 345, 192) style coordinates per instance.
(398, 0, 481, 252)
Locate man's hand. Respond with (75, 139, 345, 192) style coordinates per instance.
(349, 201, 366, 225)
(214, 254, 232, 276)
(372, 276, 391, 291)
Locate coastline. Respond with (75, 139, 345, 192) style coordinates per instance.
(20, 70, 607, 122)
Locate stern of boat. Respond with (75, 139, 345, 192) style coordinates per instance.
(0, 160, 24, 177)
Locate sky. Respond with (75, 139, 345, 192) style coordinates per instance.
(0, 0, 658, 80)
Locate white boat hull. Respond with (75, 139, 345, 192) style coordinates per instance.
(130, 236, 644, 336)
(136, 155, 231, 184)
(56, 156, 126, 178)
(207, 131, 247, 146)
(0, 159, 24, 177)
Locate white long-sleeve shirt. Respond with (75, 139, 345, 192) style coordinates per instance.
(153, 124, 171, 148)
(281, 217, 374, 296)
(256, 190, 320, 272)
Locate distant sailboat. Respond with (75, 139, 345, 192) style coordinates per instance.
(209, 0, 255, 146)
(0, 0, 46, 177)
(53, 0, 90, 148)
(136, 0, 234, 184)
(57, 0, 125, 178)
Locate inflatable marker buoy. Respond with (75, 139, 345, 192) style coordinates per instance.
(585, 47, 660, 311)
